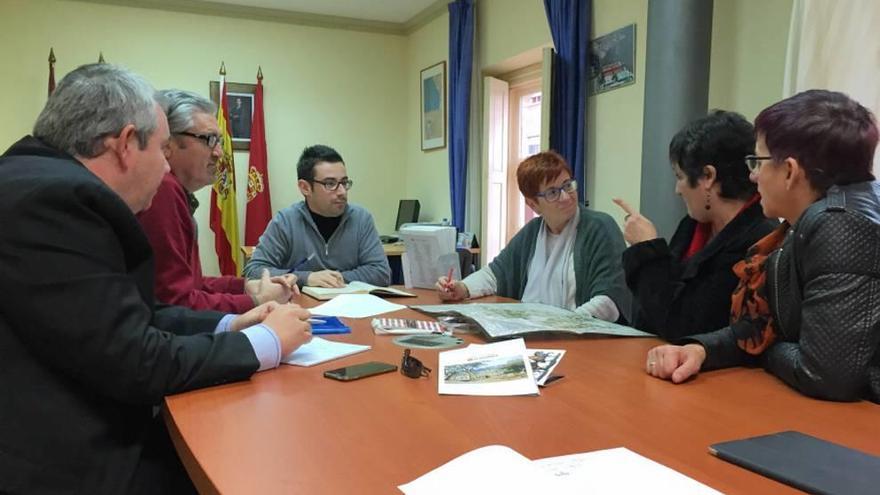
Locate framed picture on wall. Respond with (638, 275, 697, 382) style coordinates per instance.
(420, 61, 446, 151)
(589, 23, 637, 96)
(209, 81, 255, 151)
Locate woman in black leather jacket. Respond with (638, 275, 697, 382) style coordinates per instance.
(645, 90, 880, 403)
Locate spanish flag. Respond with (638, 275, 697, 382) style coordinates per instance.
(210, 69, 242, 276)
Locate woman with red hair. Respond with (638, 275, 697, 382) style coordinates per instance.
(436, 151, 630, 322)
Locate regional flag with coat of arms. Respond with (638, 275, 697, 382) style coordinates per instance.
(210, 68, 242, 276)
(244, 67, 272, 245)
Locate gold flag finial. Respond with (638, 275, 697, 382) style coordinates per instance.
(257, 66, 263, 81)
(48, 48, 56, 65)
(98, 52, 105, 63)
(219, 62, 226, 76)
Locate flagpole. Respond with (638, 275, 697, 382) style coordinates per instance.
(47, 48, 56, 97)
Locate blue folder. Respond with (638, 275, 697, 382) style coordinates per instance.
(310, 316, 351, 335)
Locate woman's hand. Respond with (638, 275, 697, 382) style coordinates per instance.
(645, 343, 707, 383)
(613, 198, 659, 245)
(435, 277, 469, 302)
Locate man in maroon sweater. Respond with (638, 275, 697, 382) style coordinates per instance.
(138, 89, 295, 312)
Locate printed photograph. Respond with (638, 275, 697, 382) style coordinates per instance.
(443, 355, 528, 384)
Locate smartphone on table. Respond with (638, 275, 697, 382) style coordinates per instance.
(323, 361, 397, 381)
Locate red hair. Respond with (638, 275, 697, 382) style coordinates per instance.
(516, 150, 572, 199)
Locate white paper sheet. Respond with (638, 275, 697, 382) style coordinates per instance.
(281, 336, 370, 367)
(308, 294, 406, 318)
(399, 445, 721, 495)
(398, 445, 573, 495)
(533, 447, 722, 494)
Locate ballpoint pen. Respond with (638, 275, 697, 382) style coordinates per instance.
(307, 318, 326, 324)
(287, 253, 316, 273)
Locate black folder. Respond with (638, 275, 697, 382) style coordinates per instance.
(709, 431, 880, 495)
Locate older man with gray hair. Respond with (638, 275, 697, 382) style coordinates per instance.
(138, 89, 295, 312)
(0, 64, 312, 494)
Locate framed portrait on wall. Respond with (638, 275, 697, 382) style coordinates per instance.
(209, 81, 255, 151)
(420, 61, 446, 151)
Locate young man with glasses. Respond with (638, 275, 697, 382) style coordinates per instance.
(435, 151, 630, 323)
(244, 144, 391, 288)
(138, 89, 297, 312)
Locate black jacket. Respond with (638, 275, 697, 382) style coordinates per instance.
(0, 137, 259, 493)
(623, 201, 778, 340)
(690, 182, 880, 403)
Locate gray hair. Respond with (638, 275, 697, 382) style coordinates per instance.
(158, 89, 217, 135)
(33, 63, 158, 158)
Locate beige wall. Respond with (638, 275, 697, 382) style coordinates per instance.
(709, 0, 793, 120)
(0, 0, 794, 275)
(404, 11, 450, 224)
(0, 0, 407, 275)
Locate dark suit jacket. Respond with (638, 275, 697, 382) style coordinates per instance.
(623, 201, 779, 340)
(0, 137, 259, 494)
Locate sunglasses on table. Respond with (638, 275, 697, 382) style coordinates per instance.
(401, 349, 431, 379)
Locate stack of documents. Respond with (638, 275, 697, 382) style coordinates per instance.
(308, 294, 407, 318)
(464, 342, 565, 386)
(438, 339, 539, 396)
(398, 445, 721, 494)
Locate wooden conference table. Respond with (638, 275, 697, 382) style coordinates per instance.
(164, 290, 880, 494)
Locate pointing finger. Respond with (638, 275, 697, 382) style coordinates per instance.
(612, 198, 637, 217)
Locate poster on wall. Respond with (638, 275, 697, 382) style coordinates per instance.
(589, 24, 636, 95)
(420, 61, 446, 151)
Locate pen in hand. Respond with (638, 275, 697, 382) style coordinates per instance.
(288, 253, 316, 274)
(442, 267, 455, 293)
(307, 318, 326, 324)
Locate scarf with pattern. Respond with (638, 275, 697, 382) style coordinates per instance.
(729, 223, 790, 354)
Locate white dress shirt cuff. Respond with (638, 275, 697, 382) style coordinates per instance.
(214, 314, 237, 334)
(241, 324, 283, 372)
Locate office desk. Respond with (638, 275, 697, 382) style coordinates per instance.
(164, 290, 880, 494)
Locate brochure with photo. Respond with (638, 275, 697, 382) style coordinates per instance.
(438, 338, 538, 396)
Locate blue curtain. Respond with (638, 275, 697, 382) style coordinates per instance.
(544, 0, 591, 204)
(448, 0, 475, 230)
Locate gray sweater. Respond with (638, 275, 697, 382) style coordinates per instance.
(243, 201, 391, 287)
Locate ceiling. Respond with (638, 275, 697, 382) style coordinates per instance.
(207, 0, 439, 23)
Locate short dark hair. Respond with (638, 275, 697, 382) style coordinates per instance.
(516, 150, 572, 199)
(669, 110, 756, 200)
(296, 145, 344, 182)
(755, 89, 877, 192)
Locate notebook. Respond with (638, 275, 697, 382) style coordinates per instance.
(281, 337, 370, 367)
(709, 430, 880, 495)
(302, 281, 415, 300)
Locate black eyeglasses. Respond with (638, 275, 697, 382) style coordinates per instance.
(535, 178, 577, 202)
(311, 178, 354, 192)
(401, 349, 431, 379)
(745, 155, 773, 173)
(177, 131, 221, 149)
